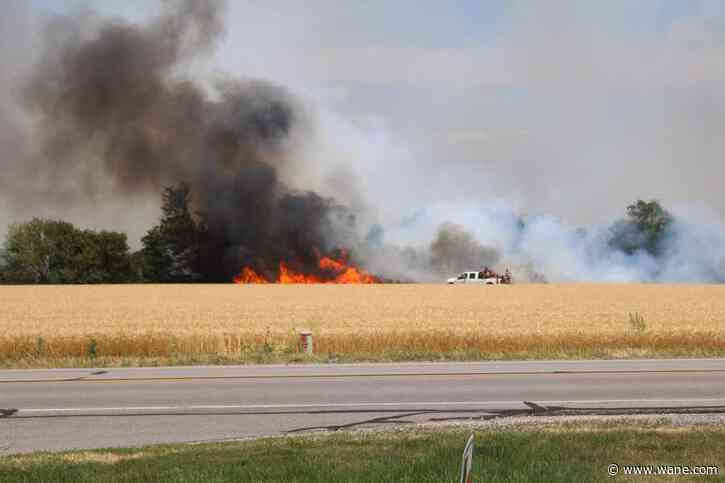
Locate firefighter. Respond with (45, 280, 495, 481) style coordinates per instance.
(503, 268, 512, 284)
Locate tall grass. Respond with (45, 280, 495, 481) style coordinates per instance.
(3, 330, 725, 367)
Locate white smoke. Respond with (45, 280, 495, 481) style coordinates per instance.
(3, 1, 725, 283)
(352, 197, 725, 282)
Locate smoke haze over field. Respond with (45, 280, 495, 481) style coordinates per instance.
(1, 0, 360, 281)
(2, 0, 725, 282)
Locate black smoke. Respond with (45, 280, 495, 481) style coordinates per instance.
(17, 0, 359, 281)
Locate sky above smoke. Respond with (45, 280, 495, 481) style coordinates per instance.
(2, 0, 725, 281)
(203, 0, 725, 226)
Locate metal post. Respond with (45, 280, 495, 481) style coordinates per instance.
(460, 433, 474, 483)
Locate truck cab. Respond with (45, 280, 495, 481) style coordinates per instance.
(447, 271, 500, 285)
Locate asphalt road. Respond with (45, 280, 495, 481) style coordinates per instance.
(2, 359, 725, 454)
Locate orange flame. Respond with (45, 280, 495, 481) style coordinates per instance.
(278, 262, 324, 284)
(319, 256, 346, 272)
(233, 267, 269, 284)
(234, 252, 378, 284)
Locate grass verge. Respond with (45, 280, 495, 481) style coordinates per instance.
(3, 331, 725, 368)
(1, 424, 724, 482)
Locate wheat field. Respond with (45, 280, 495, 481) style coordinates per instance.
(2, 284, 725, 366)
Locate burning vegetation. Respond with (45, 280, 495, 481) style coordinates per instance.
(6, 0, 718, 286)
(234, 251, 378, 284)
(15, 0, 389, 284)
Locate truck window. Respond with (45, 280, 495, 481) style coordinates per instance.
(458, 273, 466, 280)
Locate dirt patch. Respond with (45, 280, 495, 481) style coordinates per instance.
(60, 451, 146, 464)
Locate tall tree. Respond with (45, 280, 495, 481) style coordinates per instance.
(0, 219, 134, 283)
(141, 182, 202, 282)
(140, 225, 173, 282)
(0, 247, 9, 283)
(1, 219, 77, 283)
(610, 199, 673, 257)
(71, 230, 134, 283)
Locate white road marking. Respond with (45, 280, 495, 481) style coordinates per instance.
(10, 398, 725, 414)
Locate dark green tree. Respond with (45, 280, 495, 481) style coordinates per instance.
(139, 225, 173, 282)
(141, 182, 202, 282)
(1, 219, 77, 283)
(0, 247, 8, 282)
(71, 230, 135, 283)
(609, 199, 673, 257)
(129, 249, 148, 282)
(0, 219, 134, 283)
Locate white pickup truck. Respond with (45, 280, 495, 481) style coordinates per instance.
(447, 268, 512, 285)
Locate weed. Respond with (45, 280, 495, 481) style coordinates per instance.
(87, 338, 98, 359)
(629, 312, 647, 333)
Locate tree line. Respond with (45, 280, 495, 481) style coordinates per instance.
(0, 184, 675, 284)
(0, 183, 203, 284)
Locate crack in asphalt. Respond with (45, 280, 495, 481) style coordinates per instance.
(3, 404, 725, 421)
(283, 404, 725, 433)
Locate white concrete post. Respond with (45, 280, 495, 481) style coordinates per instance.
(299, 330, 313, 355)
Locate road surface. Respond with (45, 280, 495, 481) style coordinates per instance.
(2, 359, 725, 454)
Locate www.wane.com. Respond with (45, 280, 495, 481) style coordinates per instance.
(618, 464, 719, 476)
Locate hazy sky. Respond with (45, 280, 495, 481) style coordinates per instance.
(7, 0, 725, 242)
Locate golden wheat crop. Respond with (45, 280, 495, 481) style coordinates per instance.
(1, 284, 725, 365)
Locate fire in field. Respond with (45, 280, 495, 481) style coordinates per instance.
(3, 2, 725, 369)
(1, 0, 725, 285)
(234, 251, 378, 284)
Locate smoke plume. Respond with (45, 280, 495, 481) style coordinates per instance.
(2, 1, 725, 283)
(1, 0, 364, 281)
(375, 200, 725, 283)
(429, 223, 500, 275)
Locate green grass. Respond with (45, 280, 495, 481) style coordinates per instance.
(1, 424, 724, 482)
(5, 344, 725, 369)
